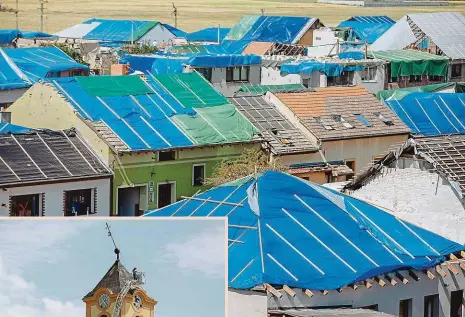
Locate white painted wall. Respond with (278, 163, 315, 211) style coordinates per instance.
(138, 24, 175, 46)
(353, 65, 386, 94)
(261, 66, 303, 85)
(229, 289, 267, 317)
(0, 178, 111, 217)
(268, 265, 465, 317)
(351, 160, 465, 244)
(0, 88, 29, 105)
(313, 28, 339, 47)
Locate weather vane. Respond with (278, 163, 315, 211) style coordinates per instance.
(106, 222, 120, 261)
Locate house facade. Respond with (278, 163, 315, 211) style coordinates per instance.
(7, 73, 260, 215)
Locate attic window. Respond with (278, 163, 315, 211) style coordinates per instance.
(354, 114, 372, 127)
(332, 115, 354, 129)
(314, 117, 334, 130)
(374, 112, 394, 126)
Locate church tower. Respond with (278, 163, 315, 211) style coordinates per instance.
(83, 224, 157, 317)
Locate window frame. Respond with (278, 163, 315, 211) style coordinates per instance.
(399, 298, 412, 317)
(192, 163, 206, 187)
(195, 67, 213, 82)
(64, 188, 94, 216)
(361, 66, 377, 82)
(9, 193, 43, 217)
(344, 159, 356, 180)
(226, 66, 250, 83)
(158, 150, 176, 162)
(424, 294, 439, 317)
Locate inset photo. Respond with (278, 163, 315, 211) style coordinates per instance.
(0, 219, 226, 317)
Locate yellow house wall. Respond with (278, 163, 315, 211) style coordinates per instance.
(7, 83, 112, 164)
(321, 134, 409, 175)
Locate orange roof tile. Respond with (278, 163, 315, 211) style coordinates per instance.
(242, 42, 274, 55)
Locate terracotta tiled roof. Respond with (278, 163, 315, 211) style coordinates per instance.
(275, 86, 411, 141)
(242, 42, 274, 55)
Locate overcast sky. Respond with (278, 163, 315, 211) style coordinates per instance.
(0, 219, 226, 317)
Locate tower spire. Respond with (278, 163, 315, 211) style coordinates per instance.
(106, 222, 120, 261)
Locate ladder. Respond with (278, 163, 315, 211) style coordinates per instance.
(112, 280, 142, 317)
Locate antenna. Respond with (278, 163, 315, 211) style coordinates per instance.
(106, 222, 121, 261)
(172, 3, 178, 28)
(38, 0, 48, 32)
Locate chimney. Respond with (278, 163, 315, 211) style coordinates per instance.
(111, 64, 130, 76)
(0, 111, 11, 124)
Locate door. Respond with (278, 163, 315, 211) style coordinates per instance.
(451, 290, 463, 317)
(158, 183, 172, 208)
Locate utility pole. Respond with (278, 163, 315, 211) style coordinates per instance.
(39, 0, 48, 32)
(15, 0, 18, 29)
(261, 8, 265, 15)
(172, 3, 178, 28)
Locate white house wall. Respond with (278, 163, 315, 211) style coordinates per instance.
(353, 65, 386, 94)
(138, 24, 175, 45)
(261, 67, 303, 85)
(0, 178, 111, 216)
(268, 266, 465, 317)
(313, 28, 339, 47)
(229, 289, 268, 317)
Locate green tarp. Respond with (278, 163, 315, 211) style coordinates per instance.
(171, 104, 259, 145)
(76, 76, 152, 97)
(225, 16, 260, 41)
(155, 72, 228, 108)
(369, 50, 449, 79)
(376, 82, 457, 101)
(238, 84, 306, 94)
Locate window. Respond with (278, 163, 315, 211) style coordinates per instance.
(158, 150, 176, 161)
(452, 64, 462, 78)
(424, 294, 439, 317)
(332, 115, 354, 129)
(314, 117, 334, 130)
(10, 194, 41, 217)
(374, 112, 394, 126)
(327, 71, 354, 86)
(0, 102, 13, 109)
(72, 69, 82, 76)
(354, 114, 372, 127)
(409, 75, 422, 83)
(64, 189, 93, 216)
(399, 299, 412, 317)
(193, 164, 205, 186)
(195, 68, 212, 82)
(429, 75, 441, 81)
(451, 290, 463, 317)
(361, 67, 377, 81)
(345, 159, 355, 180)
(302, 177, 310, 181)
(226, 66, 250, 82)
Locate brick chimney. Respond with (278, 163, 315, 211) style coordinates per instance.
(111, 64, 130, 76)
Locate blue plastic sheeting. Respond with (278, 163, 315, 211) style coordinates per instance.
(2, 47, 89, 83)
(188, 54, 261, 67)
(281, 60, 363, 77)
(119, 55, 188, 74)
(337, 52, 365, 60)
(145, 171, 464, 290)
(50, 77, 194, 151)
(226, 16, 315, 44)
(82, 19, 157, 42)
(187, 27, 231, 43)
(151, 58, 186, 75)
(0, 123, 30, 134)
(338, 16, 395, 44)
(0, 51, 30, 90)
(162, 23, 186, 38)
(0, 30, 21, 44)
(20, 31, 56, 39)
(385, 92, 465, 136)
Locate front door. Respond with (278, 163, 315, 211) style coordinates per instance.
(158, 183, 173, 208)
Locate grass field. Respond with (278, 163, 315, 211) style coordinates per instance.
(2, 0, 465, 33)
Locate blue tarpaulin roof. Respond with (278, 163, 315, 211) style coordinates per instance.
(162, 23, 187, 38)
(280, 60, 363, 77)
(225, 15, 317, 44)
(338, 16, 395, 44)
(145, 171, 464, 290)
(20, 31, 56, 39)
(2, 47, 88, 83)
(0, 122, 30, 134)
(82, 18, 158, 42)
(385, 92, 465, 136)
(188, 54, 261, 67)
(0, 50, 30, 90)
(0, 30, 21, 44)
(188, 27, 231, 43)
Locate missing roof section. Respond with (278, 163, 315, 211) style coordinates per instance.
(315, 117, 334, 130)
(332, 115, 354, 129)
(375, 112, 394, 126)
(354, 114, 372, 127)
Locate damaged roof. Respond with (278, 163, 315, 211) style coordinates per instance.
(0, 129, 112, 187)
(84, 259, 133, 299)
(275, 86, 411, 141)
(229, 95, 318, 155)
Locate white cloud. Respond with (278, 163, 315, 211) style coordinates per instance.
(163, 226, 225, 278)
(0, 256, 84, 317)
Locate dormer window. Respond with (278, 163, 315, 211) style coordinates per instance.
(314, 117, 334, 130)
(374, 112, 394, 126)
(332, 115, 354, 129)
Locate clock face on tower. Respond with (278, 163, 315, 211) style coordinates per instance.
(98, 293, 110, 309)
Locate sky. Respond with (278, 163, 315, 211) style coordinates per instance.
(0, 219, 226, 317)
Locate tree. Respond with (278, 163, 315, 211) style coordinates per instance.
(204, 148, 287, 187)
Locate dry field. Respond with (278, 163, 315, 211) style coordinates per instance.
(1, 0, 465, 33)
